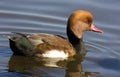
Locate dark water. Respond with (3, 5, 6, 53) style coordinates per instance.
(0, 0, 120, 77)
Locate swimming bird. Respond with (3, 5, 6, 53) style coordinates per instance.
(4, 10, 103, 58)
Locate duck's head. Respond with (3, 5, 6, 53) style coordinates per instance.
(67, 10, 103, 40)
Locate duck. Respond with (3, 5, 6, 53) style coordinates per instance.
(4, 10, 103, 58)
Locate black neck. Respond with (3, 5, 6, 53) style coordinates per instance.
(67, 28, 82, 51)
(67, 29, 87, 58)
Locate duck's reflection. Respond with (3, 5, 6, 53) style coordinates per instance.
(65, 54, 99, 77)
(8, 54, 98, 77)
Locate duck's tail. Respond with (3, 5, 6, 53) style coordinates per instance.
(2, 32, 35, 56)
(2, 32, 28, 40)
(11, 32, 28, 38)
(2, 34, 13, 40)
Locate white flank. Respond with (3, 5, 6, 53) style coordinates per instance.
(42, 50, 68, 58)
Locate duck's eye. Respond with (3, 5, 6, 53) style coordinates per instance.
(84, 18, 92, 25)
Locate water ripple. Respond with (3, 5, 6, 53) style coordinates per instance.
(0, 0, 120, 77)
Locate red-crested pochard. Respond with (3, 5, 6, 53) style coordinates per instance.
(4, 10, 103, 58)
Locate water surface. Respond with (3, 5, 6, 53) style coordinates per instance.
(0, 0, 120, 77)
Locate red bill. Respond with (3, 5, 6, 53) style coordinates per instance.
(90, 24, 103, 33)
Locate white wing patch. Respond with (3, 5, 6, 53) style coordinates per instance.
(42, 50, 68, 58)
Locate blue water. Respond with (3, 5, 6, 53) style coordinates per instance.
(0, 0, 120, 77)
